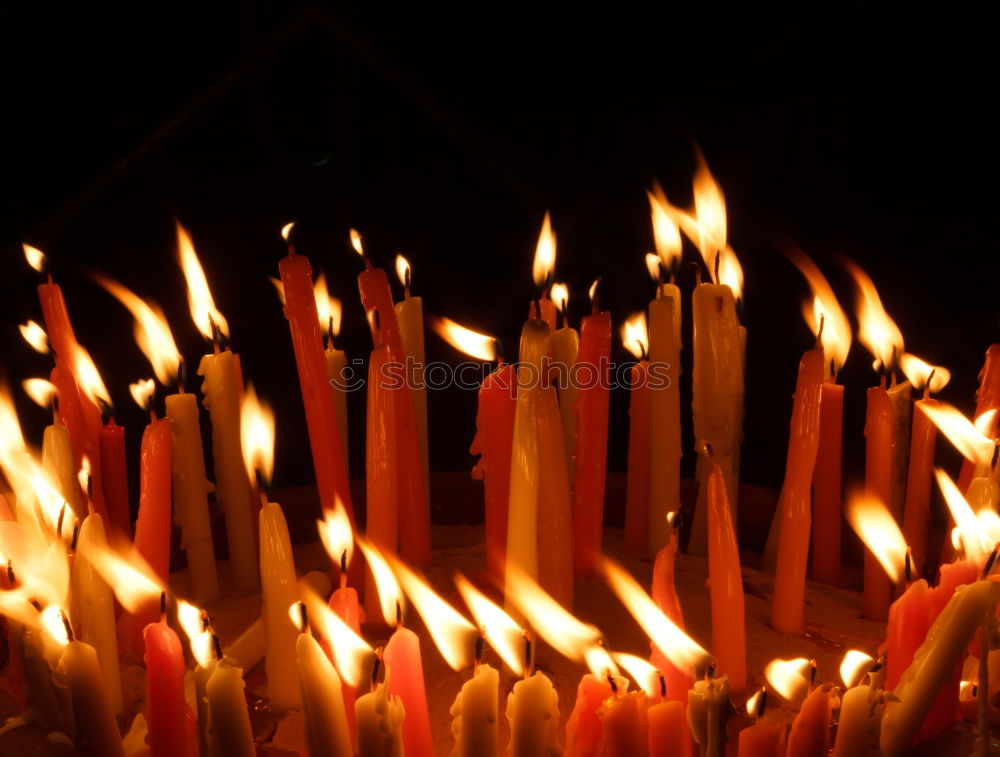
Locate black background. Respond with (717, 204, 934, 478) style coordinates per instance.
(2, 5, 996, 529)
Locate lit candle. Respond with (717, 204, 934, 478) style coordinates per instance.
(784, 683, 836, 757)
(313, 273, 350, 469)
(566, 663, 630, 757)
(832, 651, 881, 757)
(145, 595, 198, 757)
(204, 655, 256, 757)
(957, 344, 1000, 492)
(176, 601, 218, 757)
(770, 338, 824, 635)
(550, 282, 579, 483)
(507, 668, 562, 757)
(737, 689, 785, 757)
(394, 255, 430, 508)
(622, 313, 651, 555)
(432, 318, 515, 586)
(530, 213, 559, 331)
(573, 279, 612, 577)
(615, 653, 684, 757)
(356, 662, 406, 757)
(687, 673, 734, 757)
(646, 189, 684, 556)
(651, 513, 692, 706)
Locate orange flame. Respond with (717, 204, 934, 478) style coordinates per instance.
(302, 584, 374, 687)
(550, 282, 569, 314)
(95, 275, 180, 385)
(177, 221, 229, 341)
(614, 652, 661, 698)
(313, 273, 342, 339)
(843, 258, 903, 372)
(129, 379, 155, 411)
(317, 496, 354, 569)
(22, 379, 57, 409)
(647, 186, 682, 270)
(71, 343, 111, 408)
(583, 644, 620, 678)
(19, 320, 49, 354)
(846, 494, 908, 583)
(77, 455, 91, 496)
(922, 403, 995, 466)
(588, 278, 599, 304)
(240, 385, 274, 485)
(840, 649, 875, 688)
(899, 353, 950, 394)
(23, 244, 46, 273)
(764, 658, 812, 703)
(645, 253, 662, 283)
(785, 248, 852, 373)
(349, 228, 364, 256)
(269, 277, 286, 306)
(455, 573, 524, 676)
(177, 601, 214, 668)
(430, 317, 497, 362)
(281, 222, 295, 242)
(620, 313, 648, 360)
(936, 468, 991, 562)
(532, 213, 556, 288)
(40, 606, 70, 648)
(395, 255, 411, 288)
(356, 538, 404, 626)
(88, 546, 162, 613)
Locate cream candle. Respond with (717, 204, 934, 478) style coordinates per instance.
(394, 255, 430, 508)
(313, 273, 349, 469)
(204, 657, 256, 757)
(356, 665, 406, 757)
(450, 661, 500, 757)
(507, 671, 561, 757)
(550, 282, 579, 482)
(687, 674, 733, 757)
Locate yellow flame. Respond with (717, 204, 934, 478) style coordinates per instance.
(785, 248, 852, 372)
(281, 222, 295, 242)
(349, 228, 364, 256)
(746, 688, 766, 718)
(840, 649, 875, 688)
(77, 456, 91, 496)
(504, 563, 603, 666)
(23, 244, 46, 273)
(130, 379, 155, 411)
(960, 680, 977, 701)
(692, 154, 727, 262)
(936, 468, 991, 563)
(620, 312, 649, 360)
(645, 253, 662, 283)
(922, 403, 995, 466)
(40, 606, 70, 648)
(177, 221, 229, 341)
(269, 277, 286, 306)
(430, 317, 497, 362)
(29, 467, 74, 544)
(387, 554, 478, 671)
(614, 652, 661, 698)
(317, 496, 354, 569)
(95, 275, 180, 385)
(843, 258, 903, 372)
(764, 658, 812, 702)
(976, 411, 997, 438)
(313, 273, 342, 339)
(356, 538, 404, 625)
(978, 508, 1000, 550)
(588, 278, 599, 304)
(899, 353, 950, 393)
(88, 546, 162, 613)
(845, 494, 908, 583)
(603, 558, 710, 671)
(302, 584, 374, 688)
(647, 187, 682, 270)
(454, 573, 524, 676)
(22, 379, 57, 408)
(395, 255, 411, 288)
(583, 644, 619, 678)
(177, 601, 214, 668)
(19, 320, 49, 354)
(532, 213, 556, 288)
(550, 282, 569, 314)
(240, 384, 274, 485)
(71, 344, 111, 407)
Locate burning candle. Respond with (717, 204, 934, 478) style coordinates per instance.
(770, 336, 824, 635)
(573, 279, 612, 577)
(651, 512, 692, 709)
(958, 344, 1000, 492)
(204, 655, 256, 757)
(622, 313, 651, 555)
(356, 663, 406, 757)
(176, 224, 260, 592)
(646, 190, 684, 556)
(98, 414, 130, 539)
(687, 673, 733, 757)
(507, 666, 562, 757)
(785, 682, 836, 757)
(144, 597, 197, 757)
(432, 318, 515, 585)
(395, 254, 430, 507)
(530, 213, 559, 331)
(313, 273, 350, 468)
(737, 689, 785, 757)
(832, 651, 881, 757)
(550, 282, 579, 482)
(567, 659, 630, 757)
(614, 653, 679, 757)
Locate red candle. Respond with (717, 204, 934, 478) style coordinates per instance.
(957, 344, 1000, 492)
(330, 578, 362, 745)
(738, 720, 786, 757)
(278, 240, 355, 530)
(863, 382, 895, 621)
(650, 525, 693, 710)
(383, 625, 434, 757)
(811, 381, 843, 585)
(624, 358, 651, 555)
(145, 617, 198, 757)
(901, 393, 939, 579)
(572, 304, 611, 577)
(99, 416, 130, 539)
(564, 673, 623, 757)
(648, 699, 690, 757)
(784, 684, 835, 757)
(470, 361, 516, 585)
(886, 578, 931, 689)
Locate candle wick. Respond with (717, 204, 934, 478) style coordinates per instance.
(475, 632, 485, 671)
(657, 263, 665, 294)
(299, 602, 309, 634)
(70, 520, 81, 551)
(808, 659, 818, 693)
(638, 340, 647, 362)
(714, 251, 721, 284)
(328, 316, 335, 348)
(371, 648, 384, 692)
(982, 543, 1000, 579)
(404, 266, 412, 298)
(924, 369, 935, 401)
(395, 600, 402, 629)
(523, 630, 533, 679)
(212, 633, 223, 661)
(61, 611, 75, 642)
(493, 338, 505, 365)
(160, 591, 168, 622)
(56, 503, 67, 542)
(658, 672, 667, 699)
(816, 313, 825, 348)
(340, 549, 348, 578)
(363, 255, 373, 271)
(905, 548, 913, 585)
(607, 671, 618, 696)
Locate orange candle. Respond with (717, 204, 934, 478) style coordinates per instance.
(957, 344, 1000, 492)
(771, 343, 824, 634)
(572, 290, 611, 577)
(863, 382, 895, 621)
(811, 380, 843, 585)
(650, 517, 693, 711)
(706, 450, 746, 691)
(785, 684, 835, 757)
(98, 416, 130, 539)
(622, 314, 651, 555)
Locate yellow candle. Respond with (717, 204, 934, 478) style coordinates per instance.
(165, 390, 219, 603)
(395, 256, 429, 507)
(259, 499, 301, 710)
(42, 422, 83, 520)
(297, 625, 354, 757)
(648, 282, 682, 554)
(506, 671, 561, 757)
(551, 323, 579, 482)
(450, 663, 500, 757)
(58, 639, 125, 757)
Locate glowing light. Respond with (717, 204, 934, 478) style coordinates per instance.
(455, 572, 524, 676)
(764, 658, 812, 703)
(922, 403, 995, 467)
(356, 538, 403, 626)
(302, 584, 374, 688)
(841, 650, 875, 688)
(313, 273, 343, 339)
(647, 186, 682, 270)
(177, 221, 229, 340)
(614, 653, 661, 698)
(395, 255, 411, 288)
(23, 244, 46, 273)
(785, 247, 852, 373)
(620, 313, 649, 360)
(845, 494, 908, 583)
(429, 317, 497, 362)
(532, 213, 556, 289)
(281, 222, 295, 242)
(71, 344, 111, 408)
(898, 353, 950, 394)
(550, 282, 569, 313)
(844, 258, 904, 372)
(19, 321, 49, 354)
(350, 229, 364, 256)
(240, 384, 275, 485)
(130, 379, 155, 411)
(22, 379, 57, 409)
(936, 468, 991, 563)
(317, 497, 354, 569)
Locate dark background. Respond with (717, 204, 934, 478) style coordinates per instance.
(1, 5, 996, 530)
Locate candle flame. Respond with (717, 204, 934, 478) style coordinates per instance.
(746, 688, 766, 718)
(603, 558, 709, 671)
(177, 221, 229, 341)
(386, 554, 477, 671)
(317, 496, 354, 569)
(77, 456, 91, 496)
(504, 563, 603, 666)
(95, 275, 181, 385)
(764, 657, 812, 703)
(843, 258, 903, 372)
(620, 312, 648, 360)
(281, 222, 295, 242)
(785, 247, 852, 373)
(532, 213, 556, 289)
(22, 379, 57, 409)
(613, 652, 661, 698)
(19, 320, 49, 354)
(302, 584, 374, 687)
(845, 494, 908, 583)
(40, 605, 70, 648)
(395, 255, 411, 288)
(177, 601, 213, 668)
(588, 278, 599, 304)
(29, 467, 75, 544)
(960, 680, 977, 701)
(899, 353, 950, 393)
(129, 379, 155, 411)
(240, 384, 275, 485)
(313, 273, 342, 339)
(71, 343, 111, 408)
(645, 253, 662, 284)
(647, 186, 682, 270)
(23, 244, 46, 273)
(429, 316, 497, 362)
(349, 228, 364, 256)
(88, 546, 162, 612)
(550, 282, 569, 314)
(454, 573, 524, 676)
(269, 277, 286, 306)
(936, 468, 991, 563)
(976, 411, 997, 438)
(356, 538, 404, 625)
(922, 403, 996, 467)
(583, 643, 619, 678)
(840, 649, 875, 688)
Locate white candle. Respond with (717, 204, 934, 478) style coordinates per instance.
(58, 639, 125, 757)
(506, 671, 561, 757)
(450, 663, 499, 757)
(259, 499, 301, 710)
(41, 423, 83, 519)
(356, 667, 406, 757)
(205, 658, 255, 757)
(832, 684, 879, 757)
(687, 674, 732, 757)
(297, 626, 353, 757)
